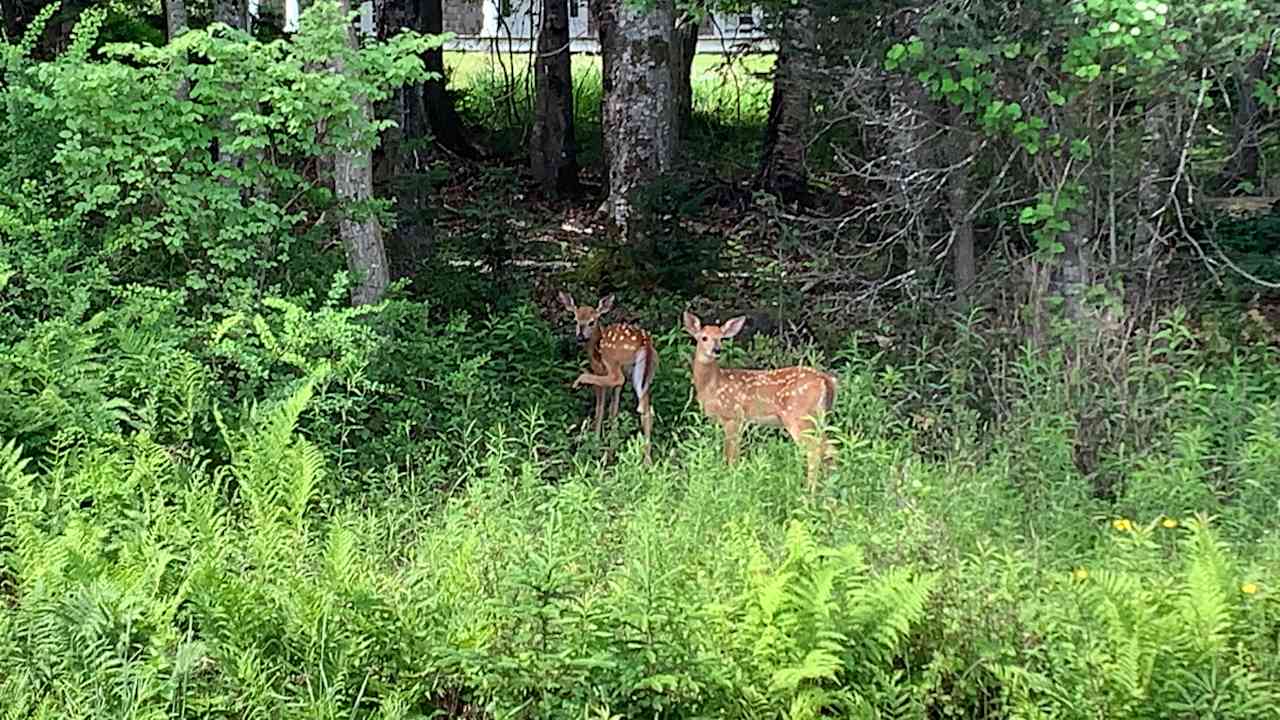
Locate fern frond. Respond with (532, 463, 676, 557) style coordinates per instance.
(1176, 522, 1234, 659)
(770, 648, 843, 693)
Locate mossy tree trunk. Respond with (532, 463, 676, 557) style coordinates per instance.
(599, 0, 676, 245)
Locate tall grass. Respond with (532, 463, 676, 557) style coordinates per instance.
(2, 298, 1279, 718)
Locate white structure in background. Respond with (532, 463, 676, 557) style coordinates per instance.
(283, 0, 299, 33)
(480, 0, 587, 39)
(279, 0, 371, 37)
(359, 1, 373, 35)
(467, 0, 769, 53)
(264, 0, 770, 52)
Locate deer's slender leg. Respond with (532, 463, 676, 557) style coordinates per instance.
(573, 364, 625, 389)
(722, 418, 742, 465)
(609, 385, 622, 420)
(592, 385, 606, 435)
(784, 414, 825, 494)
(639, 390, 654, 464)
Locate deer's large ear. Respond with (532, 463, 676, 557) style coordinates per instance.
(721, 315, 748, 339)
(596, 293, 615, 315)
(557, 291, 576, 313)
(683, 311, 702, 336)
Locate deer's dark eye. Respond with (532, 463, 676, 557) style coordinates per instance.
(701, 335, 708, 342)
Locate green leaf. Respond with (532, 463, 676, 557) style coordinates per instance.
(1074, 64, 1102, 80)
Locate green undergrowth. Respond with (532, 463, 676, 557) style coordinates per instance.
(3, 7, 1280, 718)
(2, 291, 1280, 718)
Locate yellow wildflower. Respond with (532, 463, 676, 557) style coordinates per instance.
(1161, 517, 1178, 529)
(1112, 518, 1133, 532)
(1073, 568, 1089, 581)
(1241, 582, 1259, 595)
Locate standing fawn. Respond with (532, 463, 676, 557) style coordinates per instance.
(683, 311, 837, 492)
(559, 291, 658, 463)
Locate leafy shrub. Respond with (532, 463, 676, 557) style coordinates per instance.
(0, 2, 433, 312)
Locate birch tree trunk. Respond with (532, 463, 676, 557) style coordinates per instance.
(332, 0, 390, 306)
(531, 0, 579, 194)
(599, 0, 676, 244)
(759, 2, 815, 201)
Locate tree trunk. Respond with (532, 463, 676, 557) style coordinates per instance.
(213, 0, 248, 174)
(885, 71, 934, 296)
(214, 0, 246, 29)
(671, 11, 700, 145)
(332, 0, 390, 306)
(759, 2, 815, 202)
(164, 0, 191, 100)
(1045, 100, 1097, 327)
(531, 0, 579, 194)
(2, 2, 19, 44)
(948, 111, 977, 311)
(420, 0, 481, 159)
(375, 1, 433, 273)
(1052, 204, 1092, 322)
(1214, 51, 1265, 194)
(163, 0, 188, 41)
(1137, 101, 1168, 272)
(599, 0, 676, 245)
(593, 0, 614, 189)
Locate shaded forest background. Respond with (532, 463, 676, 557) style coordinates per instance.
(2, 0, 1280, 717)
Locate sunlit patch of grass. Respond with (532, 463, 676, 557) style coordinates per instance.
(445, 50, 773, 130)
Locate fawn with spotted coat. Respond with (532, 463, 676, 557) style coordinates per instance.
(683, 311, 837, 492)
(559, 292, 658, 463)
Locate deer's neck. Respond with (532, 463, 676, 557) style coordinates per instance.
(691, 355, 721, 400)
(586, 326, 604, 364)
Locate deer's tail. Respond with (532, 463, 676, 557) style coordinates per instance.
(821, 373, 838, 413)
(632, 344, 659, 403)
